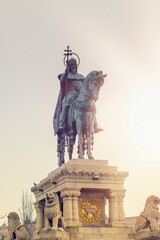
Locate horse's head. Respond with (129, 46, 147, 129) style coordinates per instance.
(81, 71, 107, 101)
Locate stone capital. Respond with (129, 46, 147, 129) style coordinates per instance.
(108, 190, 126, 200)
(61, 190, 81, 198)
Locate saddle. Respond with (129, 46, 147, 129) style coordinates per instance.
(67, 100, 96, 132)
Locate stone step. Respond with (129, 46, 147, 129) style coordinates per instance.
(73, 237, 136, 240)
(68, 227, 135, 240)
(73, 236, 136, 240)
(77, 226, 134, 234)
(74, 237, 135, 240)
(128, 233, 136, 239)
(76, 232, 133, 239)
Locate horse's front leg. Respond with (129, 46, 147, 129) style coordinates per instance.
(57, 132, 65, 167)
(86, 115, 94, 159)
(68, 130, 76, 160)
(75, 113, 84, 159)
(78, 132, 84, 159)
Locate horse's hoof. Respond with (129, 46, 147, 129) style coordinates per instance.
(78, 155, 84, 159)
(88, 155, 94, 159)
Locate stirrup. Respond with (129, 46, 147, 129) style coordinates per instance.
(94, 125, 103, 134)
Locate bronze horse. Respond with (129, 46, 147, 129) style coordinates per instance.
(56, 71, 106, 166)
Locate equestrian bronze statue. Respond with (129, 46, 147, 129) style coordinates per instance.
(53, 46, 107, 166)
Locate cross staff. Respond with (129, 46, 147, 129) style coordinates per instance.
(63, 46, 72, 96)
(64, 46, 72, 68)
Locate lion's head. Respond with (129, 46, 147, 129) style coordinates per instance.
(7, 212, 21, 240)
(143, 195, 160, 219)
(46, 193, 54, 204)
(45, 192, 59, 207)
(145, 195, 160, 208)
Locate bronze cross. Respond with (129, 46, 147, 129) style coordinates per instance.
(64, 46, 72, 66)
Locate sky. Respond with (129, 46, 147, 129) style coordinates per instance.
(1, 0, 160, 225)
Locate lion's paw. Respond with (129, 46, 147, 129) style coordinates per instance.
(51, 227, 58, 231)
(42, 227, 51, 231)
(58, 227, 64, 232)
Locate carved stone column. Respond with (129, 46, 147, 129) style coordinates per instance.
(117, 192, 126, 225)
(61, 191, 73, 227)
(108, 191, 118, 226)
(72, 191, 81, 226)
(61, 190, 81, 227)
(108, 190, 127, 227)
(34, 201, 44, 232)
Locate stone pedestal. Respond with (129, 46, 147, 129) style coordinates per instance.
(32, 159, 132, 240)
(135, 230, 160, 240)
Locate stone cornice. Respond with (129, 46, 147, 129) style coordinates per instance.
(31, 168, 128, 193)
(50, 169, 128, 182)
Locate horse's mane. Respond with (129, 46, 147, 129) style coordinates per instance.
(80, 71, 99, 95)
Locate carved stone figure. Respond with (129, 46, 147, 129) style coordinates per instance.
(43, 192, 65, 231)
(53, 46, 106, 166)
(7, 212, 29, 240)
(135, 195, 160, 232)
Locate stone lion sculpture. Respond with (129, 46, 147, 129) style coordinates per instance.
(43, 192, 65, 231)
(7, 212, 29, 240)
(135, 195, 160, 232)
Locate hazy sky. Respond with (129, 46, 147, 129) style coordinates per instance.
(1, 0, 160, 225)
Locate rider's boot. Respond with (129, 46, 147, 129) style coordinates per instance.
(94, 117, 103, 134)
(58, 106, 68, 131)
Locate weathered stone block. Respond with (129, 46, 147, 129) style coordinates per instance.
(135, 230, 160, 240)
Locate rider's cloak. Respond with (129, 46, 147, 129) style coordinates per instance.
(53, 72, 85, 135)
